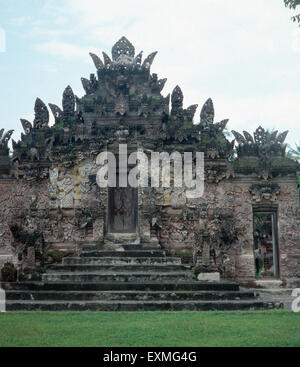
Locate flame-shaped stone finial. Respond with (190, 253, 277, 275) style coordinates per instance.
(112, 37, 135, 61)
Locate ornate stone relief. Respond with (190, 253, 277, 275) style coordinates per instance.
(249, 182, 280, 202)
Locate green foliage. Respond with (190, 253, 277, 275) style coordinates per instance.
(287, 142, 300, 162)
(284, 0, 300, 24)
(0, 263, 17, 282)
(172, 250, 193, 264)
(44, 249, 66, 264)
(52, 122, 63, 131)
(284, 0, 300, 9)
(165, 117, 199, 143)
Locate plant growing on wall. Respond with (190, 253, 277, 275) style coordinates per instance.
(193, 210, 242, 277)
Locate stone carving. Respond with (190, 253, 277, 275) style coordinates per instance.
(87, 37, 158, 72)
(115, 95, 129, 116)
(243, 131, 254, 144)
(197, 99, 234, 159)
(205, 166, 227, 183)
(134, 51, 143, 66)
(249, 182, 281, 202)
(0, 129, 14, 178)
(0, 129, 14, 151)
(33, 98, 49, 129)
(89, 52, 104, 70)
(171, 85, 183, 114)
(164, 86, 199, 142)
(232, 126, 288, 156)
(49, 104, 63, 122)
(62, 85, 75, 115)
(232, 127, 292, 179)
(81, 78, 92, 95)
(170, 85, 198, 121)
(193, 209, 240, 276)
(20, 119, 32, 135)
(157, 78, 167, 93)
(200, 98, 214, 126)
(49, 167, 83, 209)
(232, 130, 246, 145)
(9, 215, 45, 269)
(0, 36, 298, 290)
(29, 147, 40, 161)
(1, 36, 300, 288)
(198, 98, 229, 132)
(112, 36, 135, 61)
(142, 51, 158, 69)
(7, 38, 298, 183)
(102, 52, 112, 66)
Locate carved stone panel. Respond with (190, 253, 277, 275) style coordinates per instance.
(249, 183, 280, 202)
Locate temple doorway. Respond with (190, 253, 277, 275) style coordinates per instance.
(108, 185, 138, 234)
(253, 210, 280, 278)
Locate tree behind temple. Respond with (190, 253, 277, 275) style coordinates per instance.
(284, 0, 300, 25)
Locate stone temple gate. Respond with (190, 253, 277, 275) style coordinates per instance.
(0, 37, 300, 311)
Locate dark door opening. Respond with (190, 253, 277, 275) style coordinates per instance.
(253, 210, 279, 278)
(108, 164, 138, 234)
(108, 186, 138, 233)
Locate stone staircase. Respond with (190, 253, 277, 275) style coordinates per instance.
(1, 243, 270, 311)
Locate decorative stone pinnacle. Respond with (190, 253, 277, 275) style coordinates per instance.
(112, 37, 135, 61)
(200, 98, 214, 125)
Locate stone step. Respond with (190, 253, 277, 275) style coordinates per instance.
(105, 233, 140, 244)
(63, 257, 182, 265)
(42, 271, 191, 283)
(81, 250, 167, 258)
(1, 281, 240, 292)
(286, 278, 300, 288)
(82, 244, 161, 251)
(5, 290, 255, 301)
(1, 231, 273, 311)
(5, 299, 266, 312)
(47, 264, 188, 273)
(79, 250, 166, 258)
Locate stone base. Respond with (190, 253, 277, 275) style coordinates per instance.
(255, 279, 283, 289)
(197, 272, 220, 282)
(106, 233, 140, 244)
(285, 278, 300, 288)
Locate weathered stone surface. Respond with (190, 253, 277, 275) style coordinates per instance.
(1, 263, 17, 282)
(0, 37, 298, 288)
(2, 243, 277, 311)
(197, 272, 220, 282)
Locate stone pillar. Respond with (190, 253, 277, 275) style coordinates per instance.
(27, 247, 36, 268)
(93, 217, 104, 243)
(0, 286, 5, 312)
(140, 216, 151, 243)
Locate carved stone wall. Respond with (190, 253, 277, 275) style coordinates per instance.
(0, 37, 299, 285)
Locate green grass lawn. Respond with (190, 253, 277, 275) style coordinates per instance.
(0, 310, 299, 347)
